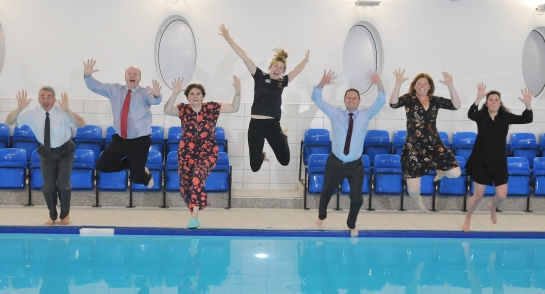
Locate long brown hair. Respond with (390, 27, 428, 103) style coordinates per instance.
(407, 73, 435, 96)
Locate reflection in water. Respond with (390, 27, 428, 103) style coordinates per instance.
(0, 234, 544, 293)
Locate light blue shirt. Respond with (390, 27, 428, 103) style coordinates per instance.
(17, 105, 74, 148)
(84, 75, 162, 139)
(311, 86, 386, 162)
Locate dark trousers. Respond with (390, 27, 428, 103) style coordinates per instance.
(248, 119, 290, 172)
(37, 140, 76, 221)
(318, 153, 364, 229)
(97, 134, 151, 185)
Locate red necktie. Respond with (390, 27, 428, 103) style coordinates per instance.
(120, 89, 131, 139)
(343, 113, 354, 155)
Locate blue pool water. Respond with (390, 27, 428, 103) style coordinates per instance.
(0, 231, 545, 293)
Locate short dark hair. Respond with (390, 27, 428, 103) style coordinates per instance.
(184, 84, 206, 97)
(344, 88, 360, 99)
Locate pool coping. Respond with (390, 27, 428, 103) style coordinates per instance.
(1, 226, 545, 238)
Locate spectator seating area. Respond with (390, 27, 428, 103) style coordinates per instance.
(0, 124, 232, 209)
(300, 128, 543, 212)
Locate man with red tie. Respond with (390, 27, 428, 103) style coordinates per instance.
(83, 59, 162, 188)
(311, 70, 385, 237)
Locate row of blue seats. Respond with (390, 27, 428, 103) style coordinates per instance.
(0, 148, 232, 208)
(0, 237, 229, 288)
(0, 124, 228, 161)
(303, 154, 543, 211)
(299, 129, 544, 180)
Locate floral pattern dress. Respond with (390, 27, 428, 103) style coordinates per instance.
(390, 94, 459, 178)
(177, 102, 221, 211)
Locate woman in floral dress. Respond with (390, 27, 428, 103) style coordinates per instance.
(164, 76, 241, 229)
(390, 69, 461, 211)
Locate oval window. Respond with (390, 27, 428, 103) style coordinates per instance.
(155, 16, 196, 89)
(0, 22, 5, 76)
(522, 29, 545, 96)
(342, 24, 379, 94)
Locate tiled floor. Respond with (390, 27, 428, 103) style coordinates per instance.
(1, 204, 545, 233)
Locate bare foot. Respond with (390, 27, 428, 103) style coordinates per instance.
(282, 128, 288, 136)
(262, 151, 269, 162)
(462, 217, 471, 233)
(45, 218, 55, 226)
(145, 167, 154, 188)
(410, 195, 427, 212)
(59, 215, 70, 225)
(488, 203, 497, 224)
(316, 218, 323, 227)
(434, 170, 445, 182)
(350, 228, 359, 237)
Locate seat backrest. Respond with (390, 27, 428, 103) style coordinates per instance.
(150, 126, 164, 140)
(166, 151, 177, 166)
(507, 157, 530, 171)
(540, 133, 545, 151)
(364, 130, 391, 145)
(374, 154, 401, 169)
(12, 125, 36, 138)
(361, 154, 371, 173)
(533, 157, 545, 178)
(31, 150, 40, 163)
(439, 132, 450, 145)
(304, 129, 330, 144)
(106, 126, 115, 137)
(214, 152, 230, 171)
(215, 127, 225, 141)
(76, 125, 102, 139)
(307, 154, 328, 174)
(452, 132, 476, 148)
(510, 133, 537, 149)
(0, 123, 9, 138)
(0, 148, 27, 163)
(74, 149, 95, 163)
(167, 127, 182, 142)
(454, 155, 466, 169)
(147, 150, 163, 166)
(393, 130, 406, 146)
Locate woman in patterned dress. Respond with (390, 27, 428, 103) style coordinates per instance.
(390, 69, 461, 211)
(164, 76, 241, 229)
(462, 84, 533, 232)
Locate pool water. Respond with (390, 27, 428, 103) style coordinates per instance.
(0, 233, 544, 293)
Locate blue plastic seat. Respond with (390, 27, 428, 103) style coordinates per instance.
(510, 133, 538, 168)
(438, 156, 467, 196)
(392, 130, 406, 156)
(164, 151, 179, 192)
(103, 126, 115, 148)
(74, 125, 103, 161)
(299, 128, 332, 180)
(166, 127, 182, 155)
(205, 152, 231, 192)
(533, 157, 545, 196)
(11, 125, 39, 161)
(306, 154, 329, 194)
(96, 151, 128, 191)
(71, 149, 95, 190)
(149, 126, 165, 158)
(539, 134, 545, 156)
(363, 130, 392, 165)
(341, 155, 371, 194)
(0, 123, 9, 149)
(29, 150, 43, 189)
(216, 127, 228, 153)
(452, 132, 476, 162)
(0, 148, 27, 189)
(406, 170, 436, 195)
(373, 154, 403, 195)
(506, 157, 531, 197)
(132, 150, 162, 191)
(439, 132, 451, 149)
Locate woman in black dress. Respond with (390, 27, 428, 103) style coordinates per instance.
(462, 84, 533, 232)
(390, 69, 461, 211)
(219, 24, 310, 172)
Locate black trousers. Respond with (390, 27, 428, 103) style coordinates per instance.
(248, 119, 290, 172)
(318, 153, 364, 229)
(97, 134, 151, 185)
(37, 140, 76, 221)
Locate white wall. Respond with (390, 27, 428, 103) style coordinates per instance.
(0, 0, 545, 189)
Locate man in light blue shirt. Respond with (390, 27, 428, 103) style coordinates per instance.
(5, 87, 86, 226)
(83, 59, 162, 188)
(312, 70, 385, 237)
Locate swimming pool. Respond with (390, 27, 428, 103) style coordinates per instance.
(0, 229, 544, 293)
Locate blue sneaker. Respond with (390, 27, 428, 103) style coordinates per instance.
(187, 218, 200, 229)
